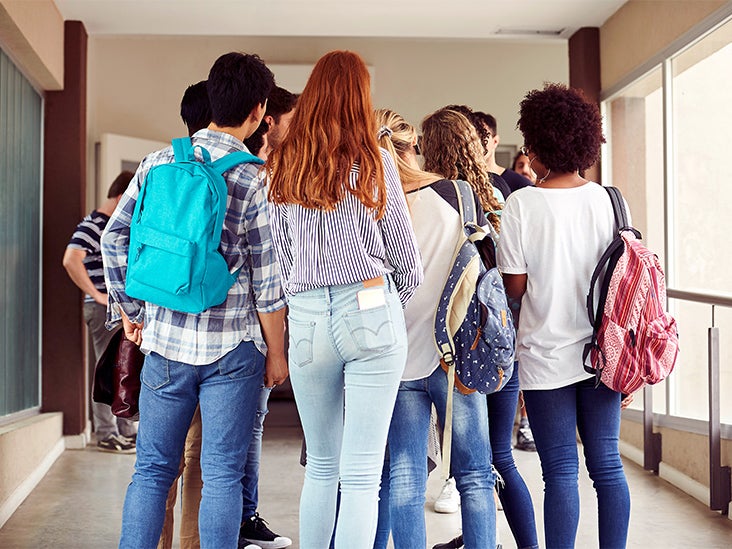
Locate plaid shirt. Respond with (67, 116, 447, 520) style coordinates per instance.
(101, 129, 286, 364)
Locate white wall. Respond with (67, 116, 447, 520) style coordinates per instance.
(87, 34, 568, 205)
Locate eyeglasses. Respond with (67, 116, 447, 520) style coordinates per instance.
(520, 146, 530, 156)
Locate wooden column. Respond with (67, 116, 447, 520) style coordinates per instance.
(42, 20, 88, 435)
(569, 27, 602, 183)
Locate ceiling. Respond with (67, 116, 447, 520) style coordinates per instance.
(54, 0, 628, 40)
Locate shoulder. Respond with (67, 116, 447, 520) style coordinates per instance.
(501, 169, 533, 192)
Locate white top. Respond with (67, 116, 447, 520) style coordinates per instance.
(402, 182, 469, 380)
(497, 182, 622, 390)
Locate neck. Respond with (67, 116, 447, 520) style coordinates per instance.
(207, 122, 251, 143)
(485, 154, 502, 174)
(536, 170, 586, 188)
(97, 198, 118, 216)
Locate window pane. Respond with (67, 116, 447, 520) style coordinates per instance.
(671, 20, 732, 294)
(0, 48, 42, 416)
(606, 67, 665, 265)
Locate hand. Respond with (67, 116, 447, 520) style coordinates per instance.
(120, 310, 143, 346)
(264, 352, 288, 388)
(620, 393, 635, 409)
(94, 291, 109, 306)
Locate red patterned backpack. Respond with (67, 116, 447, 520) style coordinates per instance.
(583, 186, 679, 395)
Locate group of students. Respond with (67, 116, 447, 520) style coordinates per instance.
(96, 48, 631, 549)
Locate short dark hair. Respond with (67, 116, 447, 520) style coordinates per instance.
(207, 52, 274, 128)
(243, 119, 269, 157)
(180, 80, 212, 136)
(473, 111, 497, 136)
(265, 86, 298, 123)
(107, 171, 134, 198)
(518, 83, 605, 173)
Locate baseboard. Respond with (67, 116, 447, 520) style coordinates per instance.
(658, 461, 710, 507)
(64, 430, 91, 450)
(0, 437, 65, 528)
(618, 440, 644, 467)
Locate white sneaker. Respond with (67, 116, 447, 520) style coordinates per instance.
(434, 477, 460, 514)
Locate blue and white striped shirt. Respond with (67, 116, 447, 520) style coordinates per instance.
(101, 129, 286, 364)
(268, 149, 423, 306)
(67, 210, 110, 302)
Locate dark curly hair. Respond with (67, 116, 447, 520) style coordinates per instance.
(518, 83, 605, 173)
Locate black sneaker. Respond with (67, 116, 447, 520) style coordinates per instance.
(238, 513, 292, 549)
(433, 535, 463, 549)
(97, 434, 136, 454)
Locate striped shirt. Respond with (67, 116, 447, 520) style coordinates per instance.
(101, 129, 286, 364)
(268, 149, 423, 306)
(67, 211, 109, 301)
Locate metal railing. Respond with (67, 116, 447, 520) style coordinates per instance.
(654, 289, 732, 515)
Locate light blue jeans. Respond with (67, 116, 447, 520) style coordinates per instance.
(288, 277, 407, 549)
(119, 341, 264, 549)
(386, 367, 496, 549)
(241, 384, 273, 519)
(523, 378, 630, 549)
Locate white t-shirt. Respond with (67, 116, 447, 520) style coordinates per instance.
(402, 182, 475, 381)
(497, 182, 621, 390)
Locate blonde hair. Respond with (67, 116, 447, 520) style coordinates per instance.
(375, 108, 441, 187)
(421, 108, 501, 231)
(268, 51, 386, 218)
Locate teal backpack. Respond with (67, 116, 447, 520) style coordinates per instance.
(125, 137, 264, 314)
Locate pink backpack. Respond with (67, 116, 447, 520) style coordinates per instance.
(583, 187, 679, 395)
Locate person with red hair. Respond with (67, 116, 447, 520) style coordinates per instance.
(267, 50, 423, 548)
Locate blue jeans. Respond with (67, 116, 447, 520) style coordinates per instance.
(241, 385, 273, 519)
(119, 341, 265, 549)
(387, 367, 496, 549)
(486, 364, 538, 548)
(523, 378, 630, 549)
(288, 277, 407, 549)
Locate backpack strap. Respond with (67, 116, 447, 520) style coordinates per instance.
(172, 137, 194, 162)
(171, 137, 264, 173)
(211, 150, 264, 174)
(452, 179, 478, 227)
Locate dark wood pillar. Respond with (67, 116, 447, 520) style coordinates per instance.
(569, 27, 602, 183)
(42, 21, 88, 435)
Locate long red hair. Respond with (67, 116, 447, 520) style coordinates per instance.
(268, 51, 386, 218)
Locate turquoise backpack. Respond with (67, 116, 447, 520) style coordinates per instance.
(125, 137, 264, 314)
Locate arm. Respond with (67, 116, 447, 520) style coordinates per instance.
(378, 151, 424, 305)
(62, 247, 108, 305)
(101, 167, 148, 329)
(243, 175, 289, 385)
(503, 273, 527, 301)
(257, 308, 288, 387)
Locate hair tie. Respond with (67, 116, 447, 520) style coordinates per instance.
(377, 125, 393, 140)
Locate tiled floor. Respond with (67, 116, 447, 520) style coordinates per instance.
(1, 401, 731, 548)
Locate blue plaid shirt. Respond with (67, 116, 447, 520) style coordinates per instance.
(101, 129, 286, 364)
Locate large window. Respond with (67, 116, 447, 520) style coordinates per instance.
(602, 16, 732, 425)
(0, 48, 42, 418)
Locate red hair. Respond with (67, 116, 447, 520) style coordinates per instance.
(268, 51, 386, 218)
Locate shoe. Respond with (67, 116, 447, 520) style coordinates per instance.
(97, 434, 136, 454)
(515, 423, 537, 452)
(434, 477, 460, 514)
(242, 545, 262, 549)
(433, 535, 463, 549)
(238, 513, 292, 549)
(121, 433, 137, 444)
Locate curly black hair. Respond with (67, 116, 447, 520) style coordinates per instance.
(517, 83, 605, 173)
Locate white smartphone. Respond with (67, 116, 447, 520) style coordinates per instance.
(357, 288, 386, 310)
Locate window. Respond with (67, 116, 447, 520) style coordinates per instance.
(602, 16, 732, 425)
(0, 48, 42, 417)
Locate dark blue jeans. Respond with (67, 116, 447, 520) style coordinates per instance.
(523, 378, 630, 549)
(486, 365, 538, 548)
(386, 367, 496, 549)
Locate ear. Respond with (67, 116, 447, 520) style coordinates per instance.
(250, 100, 267, 123)
(264, 114, 274, 128)
(494, 133, 500, 146)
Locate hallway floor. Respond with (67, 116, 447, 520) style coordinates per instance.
(1, 401, 730, 548)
